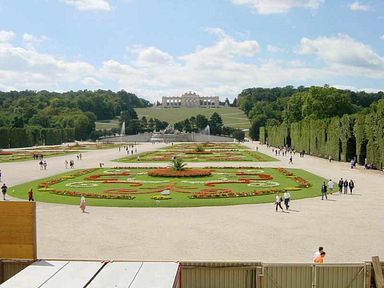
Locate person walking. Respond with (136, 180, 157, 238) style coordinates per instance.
(28, 189, 34, 201)
(314, 251, 326, 264)
(338, 178, 343, 194)
(283, 190, 291, 210)
(289, 156, 293, 164)
(80, 195, 86, 213)
(327, 179, 334, 194)
(0, 169, 2, 182)
(1, 183, 7, 200)
(343, 179, 348, 194)
(349, 180, 355, 194)
(321, 182, 327, 200)
(65, 160, 68, 169)
(39, 160, 43, 170)
(43, 161, 47, 170)
(275, 193, 284, 212)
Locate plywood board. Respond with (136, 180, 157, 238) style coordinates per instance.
(87, 262, 142, 288)
(0, 261, 68, 288)
(0, 202, 36, 260)
(130, 262, 179, 288)
(40, 261, 103, 288)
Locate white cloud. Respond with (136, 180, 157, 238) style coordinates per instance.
(0, 30, 15, 42)
(298, 34, 384, 76)
(23, 33, 48, 44)
(231, 0, 324, 14)
(0, 38, 99, 91)
(81, 77, 103, 86)
(380, 35, 384, 41)
(0, 28, 382, 100)
(61, 0, 111, 11)
(267, 44, 284, 53)
(349, 1, 371, 11)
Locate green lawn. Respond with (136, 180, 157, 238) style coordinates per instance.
(95, 107, 250, 130)
(0, 150, 76, 163)
(8, 167, 326, 207)
(116, 143, 276, 163)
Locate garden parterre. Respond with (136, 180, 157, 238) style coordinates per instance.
(9, 167, 325, 207)
(116, 142, 276, 163)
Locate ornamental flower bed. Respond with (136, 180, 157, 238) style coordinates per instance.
(49, 189, 135, 200)
(275, 168, 294, 176)
(148, 168, 212, 177)
(190, 188, 284, 199)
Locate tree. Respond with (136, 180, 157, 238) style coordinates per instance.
(170, 158, 187, 171)
(233, 129, 245, 142)
(196, 114, 209, 131)
(209, 112, 223, 135)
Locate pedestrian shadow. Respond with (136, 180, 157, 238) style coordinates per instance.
(288, 209, 300, 212)
(82, 211, 90, 214)
(348, 193, 362, 196)
(325, 199, 336, 201)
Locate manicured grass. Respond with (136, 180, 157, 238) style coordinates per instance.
(0, 151, 75, 163)
(8, 167, 326, 207)
(95, 107, 250, 130)
(116, 143, 276, 163)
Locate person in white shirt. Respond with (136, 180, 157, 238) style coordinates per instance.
(275, 193, 284, 212)
(327, 179, 334, 194)
(313, 247, 324, 262)
(283, 191, 291, 210)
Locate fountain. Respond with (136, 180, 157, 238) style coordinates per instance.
(200, 125, 210, 136)
(120, 122, 125, 142)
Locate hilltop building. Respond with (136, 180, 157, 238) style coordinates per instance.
(162, 92, 220, 108)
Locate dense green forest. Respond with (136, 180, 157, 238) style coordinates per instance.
(237, 85, 384, 168)
(0, 90, 150, 148)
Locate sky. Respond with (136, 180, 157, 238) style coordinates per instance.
(0, 0, 383, 101)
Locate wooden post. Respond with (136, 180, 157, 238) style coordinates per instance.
(365, 262, 372, 288)
(0, 260, 4, 284)
(372, 256, 384, 288)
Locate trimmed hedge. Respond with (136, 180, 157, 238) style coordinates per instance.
(0, 127, 76, 148)
(261, 109, 384, 169)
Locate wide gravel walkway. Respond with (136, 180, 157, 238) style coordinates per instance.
(1, 142, 383, 263)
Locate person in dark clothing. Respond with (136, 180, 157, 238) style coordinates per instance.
(28, 189, 34, 201)
(1, 183, 7, 200)
(349, 180, 355, 194)
(338, 178, 343, 194)
(321, 182, 327, 200)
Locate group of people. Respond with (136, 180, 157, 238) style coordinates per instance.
(121, 144, 138, 155)
(64, 159, 75, 169)
(76, 153, 83, 160)
(313, 247, 326, 263)
(39, 160, 48, 170)
(275, 191, 291, 212)
(321, 178, 355, 200)
(32, 153, 44, 160)
(338, 178, 355, 194)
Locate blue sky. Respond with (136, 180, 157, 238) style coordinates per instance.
(0, 0, 383, 101)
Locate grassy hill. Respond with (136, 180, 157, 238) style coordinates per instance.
(96, 107, 250, 130)
(135, 107, 250, 130)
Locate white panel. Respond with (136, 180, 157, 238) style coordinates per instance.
(130, 262, 179, 288)
(40, 261, 103, 288)
(87, 262, 142, 288)
(0, 261, 68, 288)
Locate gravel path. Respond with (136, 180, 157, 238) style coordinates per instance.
(1, 142, 383, 263)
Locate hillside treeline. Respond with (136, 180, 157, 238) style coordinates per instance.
(0, 90, 150, 148)
(237, 85, 384, 168)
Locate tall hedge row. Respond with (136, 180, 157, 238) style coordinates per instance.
(0, 127, 75, 148)
(261, 110, 384, 169)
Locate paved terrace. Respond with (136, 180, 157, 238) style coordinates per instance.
(1, 142, 383, 263)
